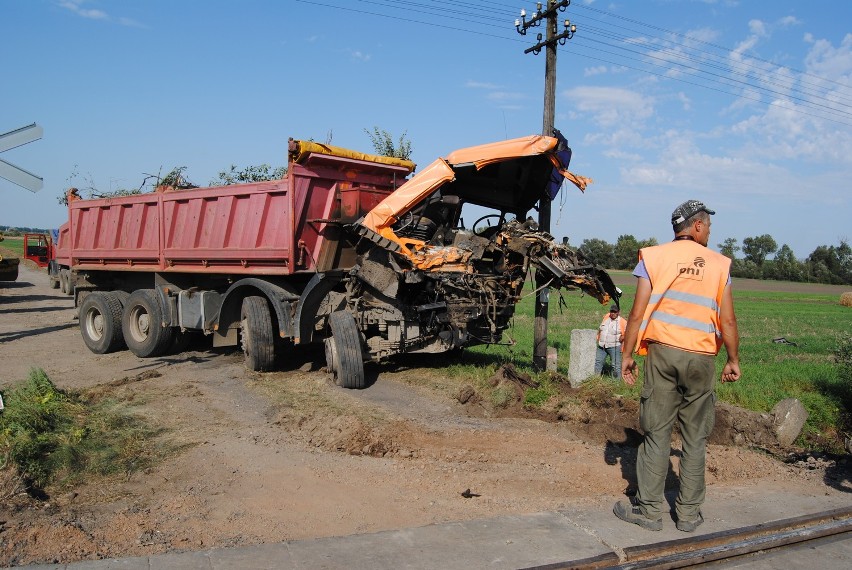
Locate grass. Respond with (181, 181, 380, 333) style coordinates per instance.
(0, 235, 24, 257)
(455, 279, 852, 451)
(0, 368, 169, 496)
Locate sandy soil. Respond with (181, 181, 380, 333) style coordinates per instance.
(1, 264, 850, 566)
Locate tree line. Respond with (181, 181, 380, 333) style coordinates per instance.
(577, 234, 852, 285)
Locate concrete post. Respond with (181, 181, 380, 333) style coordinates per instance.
(567, 329, 597, 388)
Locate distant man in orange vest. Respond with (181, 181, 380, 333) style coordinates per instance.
(595, 305, 627, 378)
(613, 199, 741, 533)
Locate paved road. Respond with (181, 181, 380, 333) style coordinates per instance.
(22, 484, 852, 569)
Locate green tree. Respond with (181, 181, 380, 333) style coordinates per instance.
(579, 238, 615, 269)
(742, 234, 778, 267)
(364, 127, 413, 160)
(613, 234, 641, 269)
(806, 241, 852, 285)
(763, 244, 804, 282)
(731, 258, 761, 279)
(718, 237, 740, 259)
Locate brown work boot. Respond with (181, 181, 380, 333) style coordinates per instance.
(676, 512, 704, 532)
(613, 500, 663, 531)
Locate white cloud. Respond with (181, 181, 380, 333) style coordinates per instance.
(487, 91, 525, 101)
(58, 0, 107, 20)
(584, 65, 608, 77)
(466, 81, 500, 90)
(603, 148, 643, 162)
(804, 33, 852, 85)
(58, 0, 145, 27)
(563, 86, 654, 128)
(748, 19, 768, 37)
(620, 140, 793, 198)
(350, 50, 371, 62)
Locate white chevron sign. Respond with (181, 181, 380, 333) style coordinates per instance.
(0, 123, 43, 192)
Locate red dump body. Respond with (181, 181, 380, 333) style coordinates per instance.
(58, 152, 411, 275)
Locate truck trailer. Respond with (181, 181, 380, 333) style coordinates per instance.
(57, 131, 619, 388)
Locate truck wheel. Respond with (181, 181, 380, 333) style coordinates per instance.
(59, 270, 68, 294)
(240, 296, 275, 372)
(79, 292, 126, 353)
(325, 311, 365, 389)
(122, 289, 174, 357)
(49, 275, 60, 289)
(113, 290, 130, 307)
(60, 269, 74, 296)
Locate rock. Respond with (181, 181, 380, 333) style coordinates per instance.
(567, 329, 597, 388)
(456, 384, 477, 404)
(772, 398, 808, 447)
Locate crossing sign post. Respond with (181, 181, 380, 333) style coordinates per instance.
(0, 123, 43, 192)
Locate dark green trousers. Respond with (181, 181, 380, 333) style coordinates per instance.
(636, 343, 716, 521)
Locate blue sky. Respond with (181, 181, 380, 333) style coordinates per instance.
(2, 0, 850, 259)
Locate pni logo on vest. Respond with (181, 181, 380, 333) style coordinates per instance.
(677, 257, 706, 281)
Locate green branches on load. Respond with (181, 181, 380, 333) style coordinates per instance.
(364, 127, 413, 160)
(155, 165, 197, 190)
(211, 164, 287, 186)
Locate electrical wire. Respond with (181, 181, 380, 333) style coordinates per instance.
(294, 0, 852, 126)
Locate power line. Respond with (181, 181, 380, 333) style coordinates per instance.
(571, 1, 852, 91)
(296, 0, 852, 126)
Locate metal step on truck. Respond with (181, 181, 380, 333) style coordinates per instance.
(57, 130, 619, 388)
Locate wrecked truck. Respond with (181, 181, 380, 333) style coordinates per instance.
(60, 131, 618, 388)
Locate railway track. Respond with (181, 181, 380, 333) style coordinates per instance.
(526, 506, 852, 570)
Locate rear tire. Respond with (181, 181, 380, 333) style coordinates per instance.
(79, 292, 125, 353)
(122, 289, 174, 357)
(326, 311, 365, 389)
(240, 296, 275, 371)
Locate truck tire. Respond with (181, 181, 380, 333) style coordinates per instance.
(240, 296, 275, 372)
(325, 311, 365, 389)
(122, 289, 174, 358)
(60, 269, 74, 296)
(79, 292, 126, 353)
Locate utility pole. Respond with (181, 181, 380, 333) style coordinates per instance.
(515, 1, 576, 371)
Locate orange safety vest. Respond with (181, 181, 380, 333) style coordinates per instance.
(635, 240, 731, 356)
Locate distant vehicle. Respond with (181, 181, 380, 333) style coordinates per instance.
(55, 132, 619, 387)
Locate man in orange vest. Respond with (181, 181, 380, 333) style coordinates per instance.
(595, 305, 627, 378)
(613, 199, 741, 533)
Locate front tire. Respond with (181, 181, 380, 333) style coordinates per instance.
(240, 296, 276, 371)
(122, 289, 174, 357)
(325, 311, 365, 389)
(79, 292, 125, 354)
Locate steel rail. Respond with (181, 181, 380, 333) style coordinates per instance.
(525, 506, 852, 570)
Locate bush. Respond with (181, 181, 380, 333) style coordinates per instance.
(0, 370, 81, 488)
(834, 333, 852, 384)
(0, 369, 162, 493)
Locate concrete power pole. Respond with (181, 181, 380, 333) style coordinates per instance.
(515, 1, 577, 371)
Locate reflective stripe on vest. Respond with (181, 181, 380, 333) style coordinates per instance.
(635, 241, 730, 356)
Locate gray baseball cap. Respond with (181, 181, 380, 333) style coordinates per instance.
(671, 199, 715, 226)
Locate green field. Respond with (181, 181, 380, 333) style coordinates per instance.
(462, 275, 852, 450)
(0, 235, 25, 257)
